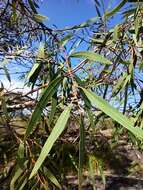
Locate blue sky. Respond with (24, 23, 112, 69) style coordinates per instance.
(39, 0, 121, 28)
(1, 0, 125, 89)
(39, 0, 99, 28)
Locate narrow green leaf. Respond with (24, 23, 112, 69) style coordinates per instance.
(29, 105, 71, 179)
(69, 154, 78, 171)
(17, 141, 25, 166)
(60, 34, 73, 47)
(18, 178, 27, 190)
(70, 51, 112, 65)
(27, 62, 40, 81)
(113, 24, 121, 42)
(15, 172, 28, 190)
(3, 66, 11, 83)
(0, 58, 9, 66)
(44, 167, 62, 189)
(17, 142, 24, 158)
(134, 14, 142, 41)
(79, 17, 99, 28)
(34, 14, 48, 22)
(10, 167, 23, 190)
(81, 87, 143, 139)
(88, 155, 97, 190)
(123, 83, 128, 114)
(78, 115, 85, 190)
(37, 42, 45, 59)
(25, 76, 62, 139)
(98, 163, 106, 187)
(105, 0, 127, 17)
(28, 0, 38, 13)
(27, 42, 45, 85)
(112, 73, 130, 96)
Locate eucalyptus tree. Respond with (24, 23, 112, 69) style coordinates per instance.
(1, 0, 143, 189)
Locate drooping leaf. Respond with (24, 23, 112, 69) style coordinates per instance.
(81, 87, 143, 139)
(44, 167, 62, 189)
(14, 171, 28, 190)
(25, 76, 62, 138)
(27, 62, 41, 82)
(105, 0, 127, 17)
(10, 167, 23, 190)
(70, 51, 112, 65)
(60, 34, 73, 47)
(78, 114, 85, 190)
(18, 178, 27, 190)
(3, 66, 11, 83)
(29, 105, 71, 179)
(27, 42, 45, 85)
(10, 162, 27, 190)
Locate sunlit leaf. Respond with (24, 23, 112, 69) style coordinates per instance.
(25, 76, 62, 138)
(37, 42, 45, 59)
(70, 51, 112, 65)
(81, 87, 143, 139)
(34, 14, 48, 22)
(113, 24, 121, 42)
(29, 105, 71, 178)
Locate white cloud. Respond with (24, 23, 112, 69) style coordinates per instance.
(1, 79, 30, 93)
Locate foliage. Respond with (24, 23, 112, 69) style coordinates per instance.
(1, 0, 143, 189)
